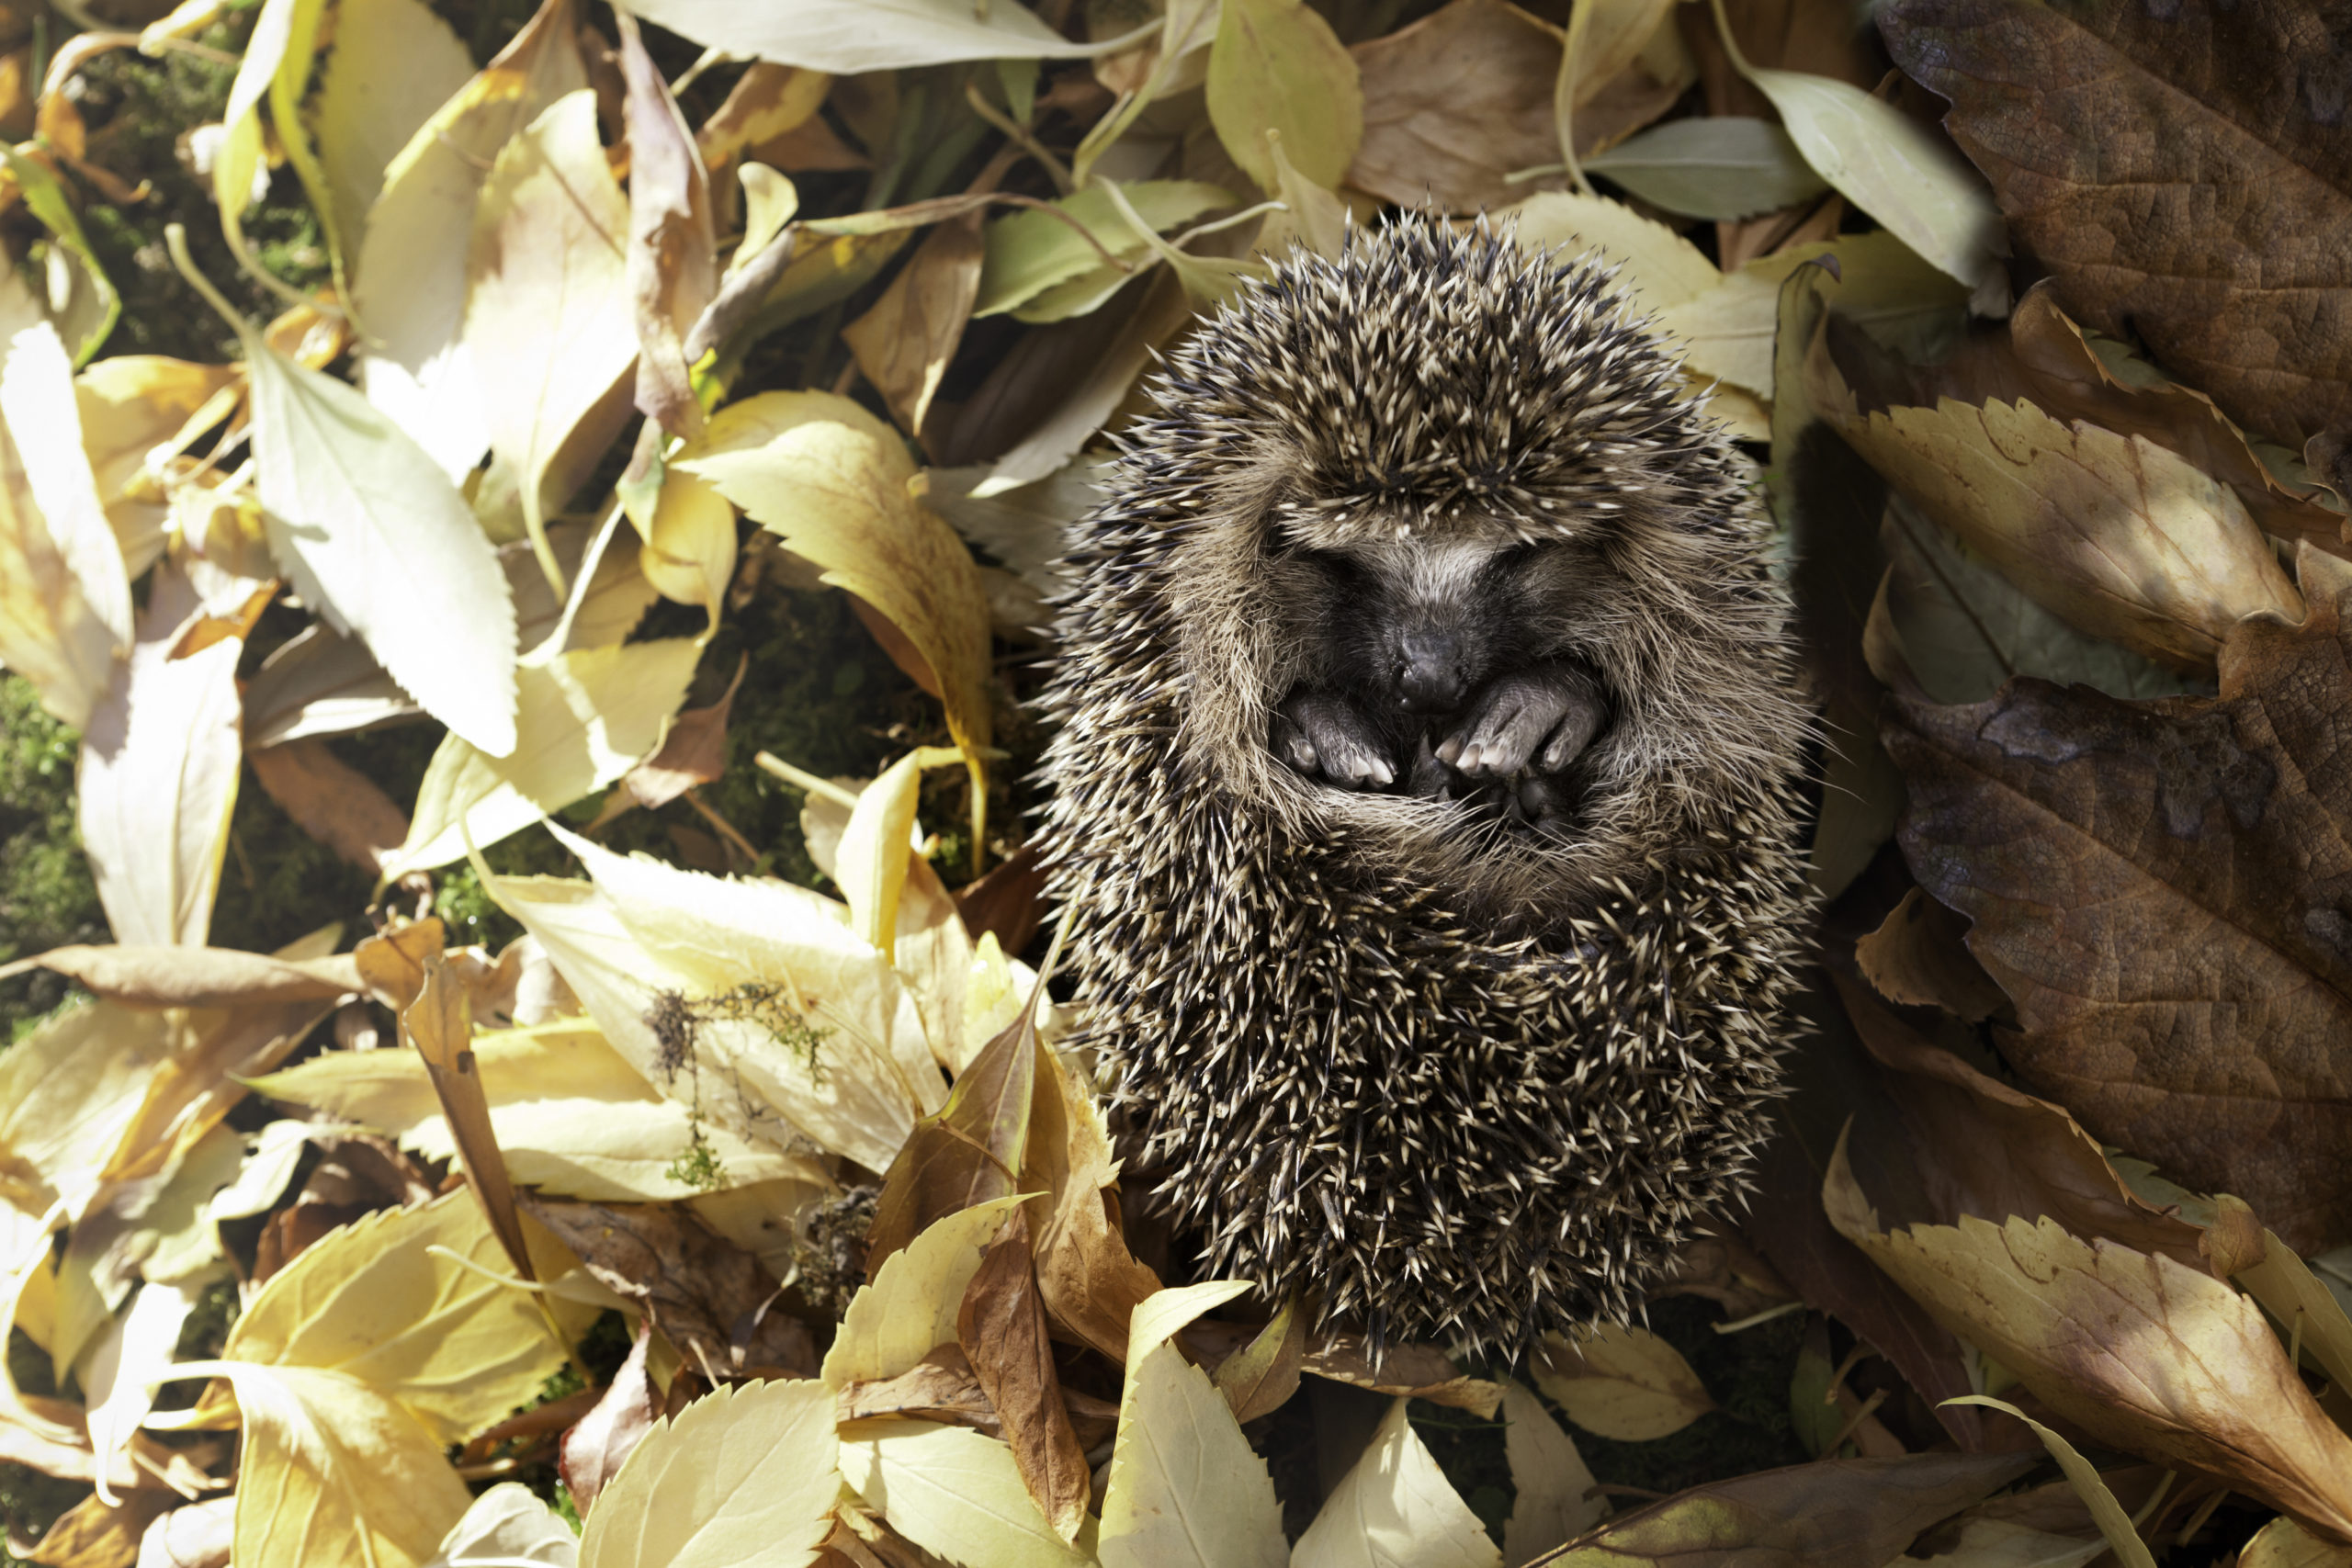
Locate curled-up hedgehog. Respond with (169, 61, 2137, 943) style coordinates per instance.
(1039, 214, 1816, 1355)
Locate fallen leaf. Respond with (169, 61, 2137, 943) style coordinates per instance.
(1293, 1396, 1500, 1568)
(1542, 1457, 2038, 1564)
(1346, 0, 1565, 213)
(613, 15, 713, 446)
(825, 1197, 1025, 1389)
(835, 1418, 1095, 1568)
(615, 654, 744, 812)
(2215, 1206, 2352, 1400)
(971, 183, 1230, 322)
(843, 213, 983, 438)
(867, 997, 1037, 1269)
(956, 1207, 1089, 1542)
(1301, 1336, 1504, 1418)
(1854, 888, 2007, 1023)
(1883, 554, 2352, 1248)
(560, 1319, 657, 1518)
(1016, 1025, 1162, 1362)
(425, 1483, 580, 1568)
(80, 1278, 199, 1504)
(1206, 0, 1363, 194)
(1530, 1325, 1714, 1441)
(74, 562, 243, 947)
(354, 0, 585, 482)
(575, 1377, 839, 1568)
(675, 391, 992, 847)
(695, 62, 831, 171)
(1825, 1145, 2352, 1540)
(1099, 1280, 1287, 1568)
(1211, 1298, 1305, 1425)
(1879, 0, 2352, 462)
(386, 637, 701, 875)
(0, 266, 130, 729)
(1812, 309, 2305, 671)
(609, 0, 1119, 73)
(19, 1486, 173, 1567)
(404, 953, 536, 1283)
(2240, 1517, 2352, 1568)
(247, 738, 411, 874)
(1501, 1380, 1604, 1566)
(1586, 115, 1826, 220)
(1942, 1396, 2157, 1568)
(521, 1196, 814, 1381)
(71, 354, 241, 579)
(465, 87, 638, 583)
(135, 1497, 234, 1568)
(313, 0, 473, 262)
(837, 1344, 1000, 1434)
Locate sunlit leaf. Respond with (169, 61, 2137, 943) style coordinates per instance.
(611, 0, 1125, 73)
(825, 1196, 1027, 1389)
(314, 0, 473, 261)
(425, 1482, 579, 1568)
(836, 1419, 1096, 1568)
(1530, 1325, 1715, 1442)
(1293, 1397, 1500, 1568)
(576, 1378, 838, 1568)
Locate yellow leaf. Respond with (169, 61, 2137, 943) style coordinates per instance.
(823, 1196, 1027, 1389)
(1943, 1396, 2155, 1568)
(0, 1001, 173, 1219)
(836, 1419, 1094, 1568)
(250, 1022, 821, 1201)
(313, 0, 473, 260)
(1500, 189, 1720, 310)
(1207, 0, 1363, 193)
(464, 90, 639, 578)
(0, 268, 130, 730)
(577, 1378, 838, 1568)
(1099, 1280, 1285, 1568)
(387, 637, 701, 875)
(222, 1190, 580, 1445)
(1294, 1397, 1502, 1568)
(834, 750, 926, 963)
(424, 1481, 579, 1566)
(72, 355, 240, 581)
(1530, 1325, 1714, 1442)
(674, 391, 993, 851)
(2240, 1517, 2352, 1568)
(634, 465, 738, 614)
(185, 1361, 472, 1568)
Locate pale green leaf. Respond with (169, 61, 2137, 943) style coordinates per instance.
(1585, 115, 1826, 220)
(388, 637, 699, 874)
(577, 1379, 838, 1568)
(1207, 0, 1364, 193)
(975, 182, 1236, 319)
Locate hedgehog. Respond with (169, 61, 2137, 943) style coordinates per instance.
(1037, 215, 1817, 1356)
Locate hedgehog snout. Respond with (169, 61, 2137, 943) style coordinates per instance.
(1394, 631, 1470, 713)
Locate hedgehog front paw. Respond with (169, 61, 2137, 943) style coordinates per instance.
(1272, 690, 1396, 789)
(1437, 663, 1606, 780)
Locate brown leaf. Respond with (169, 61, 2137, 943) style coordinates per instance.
(695, 62, 832, 171)
(954, 842, 1045, 960)
(1347, 0, 1565, 212)
(615, 12, 716, 440)
(1301, 1333, 1501, 1418)
(1531, 1452, 2036, 1566)
(20, 1483, 171, 1566)
(352, 919, 447, 1014)
(1837, 974, 2208, 1269)
(843, 214, 986, 439)
(618, 650, 746, 811)
(837, 1344, 999, 1433)
(404, 953, 536, 1283)
(245, 739, 411, 875)
(520, 1195, 816, 1380)
(956, 1207, 1090, 1541)
(131, 1497, 233, 1568)
(1883, 549, 2352, 1249)
(1853, 888, 2007, 1022)
(1826, 1145, 2352, 1542)
(0, 944, 360, 1009)
(866, 999, 1038, 1271)
(1015, 1036, 1163, 1364)
(1810, 309, 2305, 672)
(560, 1316, 657, 1517)
(1880, 0, 2352, 468)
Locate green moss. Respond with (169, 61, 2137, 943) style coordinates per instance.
(0, 675, 105, 1042)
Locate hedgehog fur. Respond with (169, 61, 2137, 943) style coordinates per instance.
(1037, 215, 1817, 1356)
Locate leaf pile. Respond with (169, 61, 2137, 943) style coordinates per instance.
(0, 0, 2348, 1563)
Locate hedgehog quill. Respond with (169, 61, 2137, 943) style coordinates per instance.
(1039, 216, 1816, 1357)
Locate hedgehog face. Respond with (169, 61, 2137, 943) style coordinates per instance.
(1261, 522, 1616, 837)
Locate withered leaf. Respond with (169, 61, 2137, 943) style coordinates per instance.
(842, 213, 987, 438)
(614, 12, 715, 441)
(519, 1195, 815, 1381)
(1880, 0, 2352, 466)
(1853, 888, 2008, 1023)
(558, 1317, 656, 1518)
(1883, 551, 2352, 1249)
(837, 1344, 999, 1434)
(403, 953, 536, 1284)
(1531, 1452, 2035, 1566)
(1210, 1298, 1305, 1425)
(865, 997, 1038, 1271)
(1347, 0, 1566, 213)
(955, 1207, 1089, 1542)
(246, 739, 412, 875)
(1301, 1333, 1502, 1418)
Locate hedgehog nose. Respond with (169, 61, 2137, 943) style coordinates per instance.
(1396, 635, 1467, 713)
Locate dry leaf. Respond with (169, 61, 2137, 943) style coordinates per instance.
(1293, 1396, 1500, 1568)
(1883, 554, 2352, 1248)
(424, 1482, 579, 1567)
(1853, 888, 2007, 1023)
(834, 1418, 1095, 1568)
(1016, 1030, 1161, 1362)
(1347, 0, 1565, 213)
(403, 954, 536, 1282)
(956, 1207, 1089, 1542)
(1880, 0, 2352, 463)
(575, 1377, 839, 1568)
(614, 13, 715, 442)
(246, 738, 411, 875)
(1205, 0, 1363, 194)
(843, 213, 985, 437)
(1826, 1144, 2352, 1540)
(560, 1319, 657, 1518)
(1529, 1325, 1714, 1442)
(1501, 1380, 1603, 1566)
(824, 1197, 1025, 1390)
(1303, 1335, 1504, 1418)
